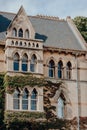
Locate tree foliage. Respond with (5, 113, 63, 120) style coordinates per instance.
(74, 16, 87, 42)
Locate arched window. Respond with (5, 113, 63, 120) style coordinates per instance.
(11, 41, 14, 45)
(13, 89, 20, 109)
(49, 60, 55, 77)
(13, 53, 19, 71)
(22, 88, 28, 110)
(25, 29, 29, 39)
(18, 28, 23, 37)
(22, 54, 28, 71)
(30, 54, 37, 72)
(31, 89, 37, 110)
(57, 97, 64, 118)
(66, 61, 72, 79)
(12, 28, 17, 37)
(58, 61, 63, 79)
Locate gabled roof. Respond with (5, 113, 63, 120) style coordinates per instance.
(0, 8, 86, 51)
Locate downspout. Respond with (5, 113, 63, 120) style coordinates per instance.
(76, 53, 80, 130)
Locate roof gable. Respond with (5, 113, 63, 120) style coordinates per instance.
(7, 6, 35, 39)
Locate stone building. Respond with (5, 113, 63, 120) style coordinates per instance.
(0, 6, 87, 129)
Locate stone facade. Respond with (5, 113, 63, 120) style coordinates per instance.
(0, 6, 87, 129)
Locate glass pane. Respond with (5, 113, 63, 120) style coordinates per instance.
(14, 62, 19, 71)
(58, 70, 62, 78)
(57, 98, 64, 118)
(49, 69, 53, 77)
(22, 64, 27, 71)
(22, 100, 28, 110)
(30, 64, 35, 72)
(13, 99, 20, 109)
(31, 100, 37, 110)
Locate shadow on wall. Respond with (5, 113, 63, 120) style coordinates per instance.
(0, 15, 11, 32)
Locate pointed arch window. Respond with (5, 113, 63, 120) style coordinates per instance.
(30, 54, 37, 72)
(66, 61, 72, 79)
(57, 97, 64, 118)
(31, 89, 37, 110)
(13, 89, 20, 109)
(22, 54, 28, 71)
(25, 29, 29, 39)
(18, 28, 23, 37)
(12, 28, 17, 37)
(13, 53, 19, 71)
(22, 88, 28, 110)
(49, 60, 55, 77)
(58, 61, 63, 79)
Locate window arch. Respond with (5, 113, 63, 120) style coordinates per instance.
(13, 89, 20, 109)
(31, 89, 37, 110)
(18, 28, 23, 37)
(30, 54, 37, 72)
(66, 61, 72, 79)
(13, 53, 20, 71)
(57, 97, 64, 118)
(22, 54, 28, 71)
(25, 29, 29, 39)
(49, 60, 55, 77)
(58, 60, 63, 79)
(22, 88, 28, 110)
(12, 28, 17, 37)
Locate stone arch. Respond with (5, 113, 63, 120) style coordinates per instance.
(12, 50, 21, 59)
(30, 51, 42, 61)
(46, 56, 57, 66)
(54, 83, 71, 104)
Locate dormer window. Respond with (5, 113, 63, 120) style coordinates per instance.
(18, 28, 23, 37)
(12, 28, 17, 37)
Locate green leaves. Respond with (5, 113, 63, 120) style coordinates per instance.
(74, 16, 87, 42)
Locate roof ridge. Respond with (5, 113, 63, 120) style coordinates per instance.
(0, 11, 16, 15)
(30, 14, 65, 21)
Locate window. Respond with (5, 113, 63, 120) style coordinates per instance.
(11, 41, 14, 45)
(13, 89, 20, 109)
(13, 53, 19, 71)
(57, 97, 64, 118)
(22, 54, 28, 71)
(66, 61, 72, 79)
(22, 89, 28, 110)
(25, 29, 29, 39)
(58, 61, 63, 79)
(12, 28, 17, 37)
(49, 60, 55, 77)
(18, 28, 23, 37)
(30, 54, 37, 72)
(31, 89, 37, 110)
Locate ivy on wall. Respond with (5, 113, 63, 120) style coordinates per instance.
(4, 75, 46, 94)
(0, 74, 87, 130)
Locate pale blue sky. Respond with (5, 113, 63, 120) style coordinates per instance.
(0, 0, 87, 18)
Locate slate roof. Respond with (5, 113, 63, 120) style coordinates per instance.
(0, 11, 85, 50)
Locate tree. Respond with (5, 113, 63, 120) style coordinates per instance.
(73, 16, 87, 42)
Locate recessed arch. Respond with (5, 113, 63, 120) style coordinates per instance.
(31, 88, 38, 110)
(58, 60, 63, 79)
(25, 29, 29, 39)
(12, 27, 17, 37)
(22, 88, 28, 110)
(66, 61, 72, 79)
(30, 54, 37, 72)
(18, 28, 23, 37)
(22, 53, 28, 71)
(49, 59, 55, 77)
(13, 52, 20, 71)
